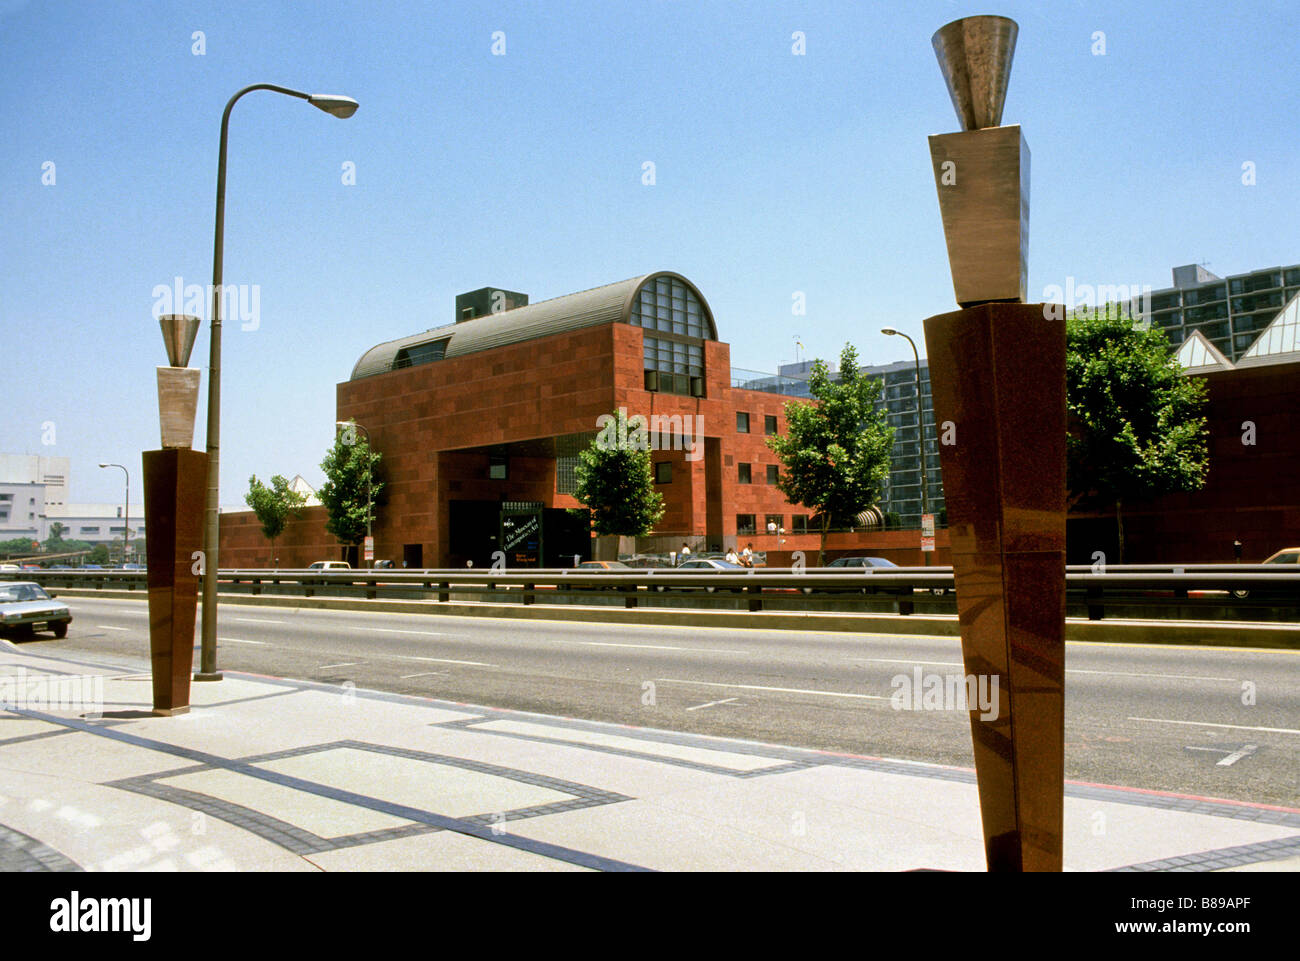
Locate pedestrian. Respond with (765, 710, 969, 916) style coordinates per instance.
(741, 543, 754, 567)
(680, 542, 692, 564)
(725, 547, 739, 564)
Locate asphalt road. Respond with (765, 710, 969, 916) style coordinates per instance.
(17, 596, 1300, 808)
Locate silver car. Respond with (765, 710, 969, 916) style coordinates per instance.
(0, 582, 72, 639)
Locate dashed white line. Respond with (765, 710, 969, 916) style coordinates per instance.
(580, 642, 747, 654)
(230, 617, 283, 624)
(400, 672, 449, 679)
(218, 637, 266, 646)
(657, 678, 890, 700)
(1069, 669, 1237, 681)
(685, 697, 740, 711)
(1129, 716, 1300, 735)
(404, 656, 493, 667)
(358, 628, 447, 636)
(95, 625, 131, 632)
(317, 662, 357, 670)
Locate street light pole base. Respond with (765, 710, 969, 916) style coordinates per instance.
(193, 672, 224, 682)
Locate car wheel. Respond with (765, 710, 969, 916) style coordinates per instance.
(53, 622, 68, 638)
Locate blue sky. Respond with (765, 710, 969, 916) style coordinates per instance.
(3, 0, 1297, 504)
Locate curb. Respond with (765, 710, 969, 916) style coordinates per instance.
(48, 588, 1300, 647)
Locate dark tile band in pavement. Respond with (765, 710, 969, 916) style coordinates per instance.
(1110, 834, 1300, 872)
(12, 709, 651, 871)
(102, 774, 442, 857)
(452, 723, 820, 779)
(0, 822, 82, 872)
(0, 724, 80, 748)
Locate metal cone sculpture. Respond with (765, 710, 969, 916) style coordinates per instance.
(920, 16, 1067, 871)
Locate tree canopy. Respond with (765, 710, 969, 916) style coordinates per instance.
(1066, 302, 1209, 560)
(766, 343, 894, 563)
(244, 474, 308, 564)
(318, 423, 383, 548)
(573, 408, 665, 537)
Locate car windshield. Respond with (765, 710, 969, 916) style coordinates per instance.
(0, 584, 50, 602)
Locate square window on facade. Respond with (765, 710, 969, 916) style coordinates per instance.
(765, 514, 783, 534)
(766, 465, 778, 485)
(737, 412, 750, 433)
(655, 461, 672, 484)
(792, 515, 809, 533)
(736, 514, 756, 535)
(738, 463, 751, 484)
(764, 415, 777, 435)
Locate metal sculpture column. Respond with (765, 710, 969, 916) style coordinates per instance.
(143, 315, 208, 716)
(921, 16, 1066, 871)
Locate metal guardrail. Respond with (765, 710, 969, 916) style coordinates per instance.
(5, 565, 1299, 621)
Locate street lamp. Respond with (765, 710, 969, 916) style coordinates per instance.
(98, 463, 129, 566)
(881, 328, 931, 558)
(337, 421, 373, 568)
(199, 84, 358, 682)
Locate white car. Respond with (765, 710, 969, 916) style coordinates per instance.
(0, 582, 72, 639)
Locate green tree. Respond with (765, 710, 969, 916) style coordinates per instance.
(46, 522, 68, 546)
(766, 343, 894, 565)
(318, 424, 383, 553)
(574, 408, 665, 537)
(1067, 303, 1209, 562)
(244, 474, 308, 567)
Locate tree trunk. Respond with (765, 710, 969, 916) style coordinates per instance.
(819, 513, 829, 567)
(1115, 497, 1125, 565)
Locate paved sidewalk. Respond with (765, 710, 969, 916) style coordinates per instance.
(2, 642, 1298, 872)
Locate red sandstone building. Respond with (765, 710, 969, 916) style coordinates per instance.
(225, 272, 840, 568)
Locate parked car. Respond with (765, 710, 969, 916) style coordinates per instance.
(306, 560, 351, 585)
(373, 559, 396, 569)
(1232, 548, 1300, 599)
(809, 556, 913, 595)
(0, 563, 19, 572)
(578, 560, 631, 570)
(0, 582, 72, 639)
(676, 557, 748, 592)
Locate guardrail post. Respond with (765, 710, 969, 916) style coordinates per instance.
(1086, 585, 1103, 621)
(747, 583, 762, 612)
(252, 577, 262, 596)
(523, 582, 534, 605)
(899, 596, 914, 616)
(438, 581, 448, 602)
(366, 581, 377, 600)
(625, 588, 638, 609)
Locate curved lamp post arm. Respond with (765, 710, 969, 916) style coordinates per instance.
(199, 83, 358, 680)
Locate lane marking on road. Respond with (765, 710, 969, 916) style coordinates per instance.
(854, 661, 1238, 682)
(1186, 744, 1259, 766)
(218, 637, 266, 645)
(404, 656, 493, 667)
(1068, 669, 1237, 681)
(95, 625, 132, 632)
(657, 678, 890, 700)
(358, 628, 448, 636)
(851, 658, 962, 667)
(580, 641, 747, 654)
(317, 662, 357, 670)
(400, 671, 449, 679)
(1129, 716, 1300, 735)
(231, 617, 283, 624)
(685, 697, 740, 711)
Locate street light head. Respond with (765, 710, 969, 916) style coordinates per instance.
(98, 463, 108, 468)
(309, 95, 359, 118)
(881, 327, 899, 336)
